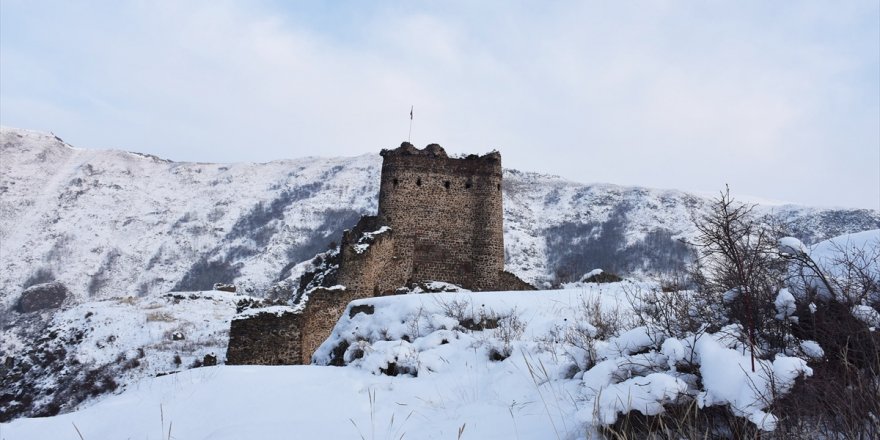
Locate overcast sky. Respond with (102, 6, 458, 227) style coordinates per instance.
(2, 1, 878, 209)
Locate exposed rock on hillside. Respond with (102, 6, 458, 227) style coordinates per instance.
(17, 282, 68, 313)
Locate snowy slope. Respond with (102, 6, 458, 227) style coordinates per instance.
(503, 170, 877, 285)
(4, 364, 560, 440)
(3, 230, 875, 428)
(0, 290, 247, 420)
(1, 284, 814, 438)
(1, 127, 379, 307)
(2, 126, 877, 308)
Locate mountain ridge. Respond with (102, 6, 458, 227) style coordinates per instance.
(2, 126, 877, 307)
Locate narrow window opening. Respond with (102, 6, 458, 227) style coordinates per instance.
(465, 181, 472, 189)
(392, 178, 399, 187)
(444, 181, 451, 189)
(416, 178, 422, 187)
(497, 184, 501, 190)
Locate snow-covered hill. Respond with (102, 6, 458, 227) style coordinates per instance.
(0, 127, 379, 308)
(0, 290, 245, 420)
(2, 126, 877, 309)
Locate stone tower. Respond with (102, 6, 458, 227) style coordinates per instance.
(376, 142, 505, 290)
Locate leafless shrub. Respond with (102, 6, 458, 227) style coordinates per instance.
(690, 186, 786, 370)
(772, 338, 880, 440)
(624, 283, 723, 368)
(434, 297, 525, 360)
(555, 295, 624, 370)
(772, 228, 880, 436)
(435, 297, 471, 323)
(675, 186, 880, 439)
(825, 238, 879, 306)
(405, 306, 428, 340)
(493, 308, 526, 358)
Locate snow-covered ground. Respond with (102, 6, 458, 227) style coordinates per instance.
(2, 283, 817, 439)
(2, 364, 562, 440)
(810, 229, 879, 279)
(0, 290, 247, 420)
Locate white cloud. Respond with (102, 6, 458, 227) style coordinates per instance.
(1, 0, 877, 208)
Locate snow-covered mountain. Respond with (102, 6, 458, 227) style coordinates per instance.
(2, 126, 877, 308)
(0, 128, 379, 308)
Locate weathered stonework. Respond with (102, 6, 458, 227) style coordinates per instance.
(377, 145, 505, 290)
(226, 309, 302, 365)
(226, 143, 533, 365)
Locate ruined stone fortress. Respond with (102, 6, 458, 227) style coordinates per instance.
(226, 143, 533, 365)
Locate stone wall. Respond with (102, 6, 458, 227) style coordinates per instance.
(299, 226, 405, 361)
(337, 217, 408, 295)
(497, 271, 538, 292)
(298, 288, 359, 364)
(226, 309, 302, 365)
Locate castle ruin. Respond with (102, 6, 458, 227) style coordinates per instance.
(226, 143, 533, 365)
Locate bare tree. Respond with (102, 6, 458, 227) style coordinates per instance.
(691, 186, 783, 371)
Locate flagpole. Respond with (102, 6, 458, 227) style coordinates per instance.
(408, 105, 413, 143)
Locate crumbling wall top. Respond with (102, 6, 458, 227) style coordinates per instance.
(381, 142, 446, 158)
(380, 142, 500, 163)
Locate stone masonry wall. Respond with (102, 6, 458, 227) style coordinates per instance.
(298, 287, 360, 364)
(226, 310, 302, 365)
(299, 225, 405, 361)
(377, 144, 504, 290)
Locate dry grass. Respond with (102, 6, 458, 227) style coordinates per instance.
(145, 311, 175, 322)
(599, 399, 760, 440)
(115, 296, 138, 305)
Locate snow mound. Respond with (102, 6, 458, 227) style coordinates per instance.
(313, 284, 812, 434)
(852, 304, 880, 328)
(695, 330, 812, 432)
(778, 236, 809, 256)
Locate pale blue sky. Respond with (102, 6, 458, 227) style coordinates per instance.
(1, 0, 878, 209)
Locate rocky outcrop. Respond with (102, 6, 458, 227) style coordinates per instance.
(17, 282, 68, 313)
